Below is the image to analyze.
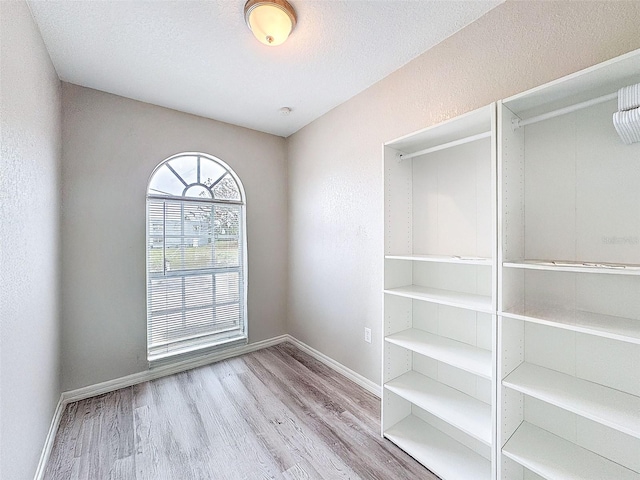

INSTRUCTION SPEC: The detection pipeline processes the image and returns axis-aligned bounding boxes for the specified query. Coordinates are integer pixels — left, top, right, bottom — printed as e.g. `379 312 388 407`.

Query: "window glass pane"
163 246 179 272
184 275 213 309
214 204 240 236
164 203 183 237
164 245 214 272
183 243 214 270
147 201 165 273
148 242 164 273
148 311 182 346
215 303 240 327
183 203 214 270
168 155 198 185
200 159 226 188
184 184 212 199
184 307 215 335
215 238 240 267
149 277 182 313
159 203 221 272
149 156 241 202
213 174 241 201
215 272 240 303
148 164 185 196
214 204 240 267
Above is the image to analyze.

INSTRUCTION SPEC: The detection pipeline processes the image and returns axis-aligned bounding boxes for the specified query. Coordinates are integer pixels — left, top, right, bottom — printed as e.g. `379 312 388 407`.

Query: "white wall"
60 84 288 391
286 1 640 385
0 2 62 479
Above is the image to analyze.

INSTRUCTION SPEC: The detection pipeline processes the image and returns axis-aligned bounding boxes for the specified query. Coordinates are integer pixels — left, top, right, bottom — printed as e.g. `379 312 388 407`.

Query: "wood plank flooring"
44 343 438 479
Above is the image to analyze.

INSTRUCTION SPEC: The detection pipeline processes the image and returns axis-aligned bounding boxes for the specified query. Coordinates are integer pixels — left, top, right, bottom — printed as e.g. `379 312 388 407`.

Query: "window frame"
145 152 248 365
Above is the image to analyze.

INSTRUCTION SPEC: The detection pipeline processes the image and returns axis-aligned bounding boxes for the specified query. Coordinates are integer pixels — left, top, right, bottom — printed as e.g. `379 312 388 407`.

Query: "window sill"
148 333 248 368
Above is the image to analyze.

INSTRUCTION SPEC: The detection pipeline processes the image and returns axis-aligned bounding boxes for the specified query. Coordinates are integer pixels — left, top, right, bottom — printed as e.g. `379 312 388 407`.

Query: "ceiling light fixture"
244 0 296 47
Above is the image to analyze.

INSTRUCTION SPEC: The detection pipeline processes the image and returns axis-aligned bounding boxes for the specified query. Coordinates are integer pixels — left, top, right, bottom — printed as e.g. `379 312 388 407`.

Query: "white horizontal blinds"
147 199 244 359
146 153 246 362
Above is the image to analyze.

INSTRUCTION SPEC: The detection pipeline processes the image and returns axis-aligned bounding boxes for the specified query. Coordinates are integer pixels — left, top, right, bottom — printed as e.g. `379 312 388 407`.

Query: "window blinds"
147 198 246 362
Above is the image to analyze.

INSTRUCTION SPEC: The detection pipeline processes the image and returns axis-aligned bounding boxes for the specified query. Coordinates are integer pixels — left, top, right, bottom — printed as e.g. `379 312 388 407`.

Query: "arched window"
146 152 247 363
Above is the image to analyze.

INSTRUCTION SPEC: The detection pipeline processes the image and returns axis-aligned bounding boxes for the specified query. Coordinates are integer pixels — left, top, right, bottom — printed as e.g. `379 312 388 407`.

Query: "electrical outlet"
364 327 372 343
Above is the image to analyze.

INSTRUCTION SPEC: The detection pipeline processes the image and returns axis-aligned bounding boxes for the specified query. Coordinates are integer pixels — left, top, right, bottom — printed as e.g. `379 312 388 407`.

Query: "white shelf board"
503 363 640 439
502 422 640 480
384 285 493 313
385 415 491 480
504 259 640 276
385 104 493 155
502 48 640 117
385 329 492 379
386 254 492 266
501 304 640 345
385 371 491 445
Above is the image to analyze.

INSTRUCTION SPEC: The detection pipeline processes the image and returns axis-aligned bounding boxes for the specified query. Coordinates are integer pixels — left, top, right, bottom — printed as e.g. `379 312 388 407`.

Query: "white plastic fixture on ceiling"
28 0 503 137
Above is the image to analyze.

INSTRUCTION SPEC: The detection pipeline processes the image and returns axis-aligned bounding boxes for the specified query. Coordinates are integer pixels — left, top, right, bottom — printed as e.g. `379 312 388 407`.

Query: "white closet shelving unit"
382 105 498 480
498 49 640 480
383 49 640 480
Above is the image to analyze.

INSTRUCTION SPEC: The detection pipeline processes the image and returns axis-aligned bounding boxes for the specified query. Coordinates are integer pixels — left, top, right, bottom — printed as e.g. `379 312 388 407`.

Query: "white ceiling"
28 0 501 137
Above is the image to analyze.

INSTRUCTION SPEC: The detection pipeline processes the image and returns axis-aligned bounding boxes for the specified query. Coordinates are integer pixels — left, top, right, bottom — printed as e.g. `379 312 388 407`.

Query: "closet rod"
399 131 491 161
513 92 618 129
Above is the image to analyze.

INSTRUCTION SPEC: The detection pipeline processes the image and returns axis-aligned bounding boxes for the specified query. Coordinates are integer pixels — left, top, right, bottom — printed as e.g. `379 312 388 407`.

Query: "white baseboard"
62 334 290 404
35 333 381 479
284 335 382 398
33 394 65 480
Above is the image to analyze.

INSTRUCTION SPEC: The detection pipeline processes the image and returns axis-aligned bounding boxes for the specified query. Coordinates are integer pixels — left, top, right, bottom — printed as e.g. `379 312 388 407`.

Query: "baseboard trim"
35 333 381 479
284 335 382 398
62 334 290 404
33 394 65 480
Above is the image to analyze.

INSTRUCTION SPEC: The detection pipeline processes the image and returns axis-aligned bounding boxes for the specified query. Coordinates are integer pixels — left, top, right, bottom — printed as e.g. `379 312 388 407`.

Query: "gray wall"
286 1 640 385
61 84 288 391
3 2 640 476
0 2 62 479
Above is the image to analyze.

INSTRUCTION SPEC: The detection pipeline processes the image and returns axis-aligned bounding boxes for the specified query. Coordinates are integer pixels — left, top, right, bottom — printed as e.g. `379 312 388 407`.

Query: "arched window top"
146 151 247 363
148 153 243 203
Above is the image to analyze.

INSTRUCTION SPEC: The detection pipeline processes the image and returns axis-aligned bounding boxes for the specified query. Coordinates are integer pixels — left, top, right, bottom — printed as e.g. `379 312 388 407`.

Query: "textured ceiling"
28 0 501 137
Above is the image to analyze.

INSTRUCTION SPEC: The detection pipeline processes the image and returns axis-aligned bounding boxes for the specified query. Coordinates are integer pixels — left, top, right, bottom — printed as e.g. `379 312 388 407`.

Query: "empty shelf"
385 254 492 265
385 329 492 379
501 304 640 345
503 422 640 480
384 285 493 313
385 415 491 480
385 371 491 445
503 363 640 439
503 259 640 276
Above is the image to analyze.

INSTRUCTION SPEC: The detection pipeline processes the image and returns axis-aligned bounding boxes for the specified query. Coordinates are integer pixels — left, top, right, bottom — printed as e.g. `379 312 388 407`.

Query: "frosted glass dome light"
244 0 296 47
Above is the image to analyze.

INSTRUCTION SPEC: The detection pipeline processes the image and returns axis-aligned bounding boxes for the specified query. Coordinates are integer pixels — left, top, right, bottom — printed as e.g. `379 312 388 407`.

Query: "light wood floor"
44 343 437 479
